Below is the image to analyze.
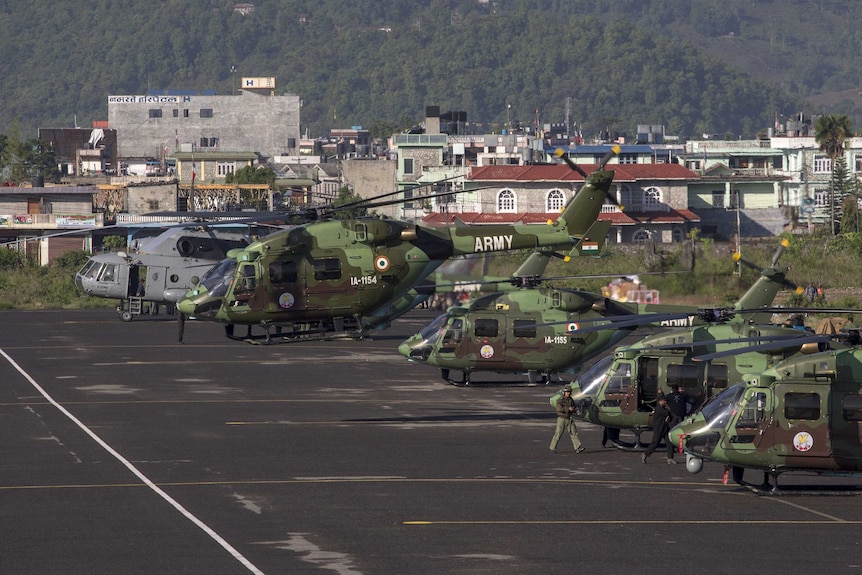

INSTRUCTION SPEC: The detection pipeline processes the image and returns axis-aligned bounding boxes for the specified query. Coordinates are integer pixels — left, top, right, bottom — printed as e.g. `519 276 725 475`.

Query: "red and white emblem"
278 292 295 309
480 344 494 359
793 431 813 452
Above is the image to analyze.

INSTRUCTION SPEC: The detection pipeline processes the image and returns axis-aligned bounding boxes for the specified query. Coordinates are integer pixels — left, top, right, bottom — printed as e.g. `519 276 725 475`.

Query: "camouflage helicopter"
553 240 810 448
75 225 250 321
670 329 862 493
175 148 621 343
396 241 706 385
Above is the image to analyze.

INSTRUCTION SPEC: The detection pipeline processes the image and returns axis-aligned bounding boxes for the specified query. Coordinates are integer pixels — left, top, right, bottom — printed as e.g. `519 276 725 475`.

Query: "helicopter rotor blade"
733 238 803 295
554 144 622 209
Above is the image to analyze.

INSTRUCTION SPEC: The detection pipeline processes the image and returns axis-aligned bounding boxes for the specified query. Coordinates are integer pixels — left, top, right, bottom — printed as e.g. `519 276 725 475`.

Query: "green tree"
331 186 368 219
814 114 853 234
225 165 275 186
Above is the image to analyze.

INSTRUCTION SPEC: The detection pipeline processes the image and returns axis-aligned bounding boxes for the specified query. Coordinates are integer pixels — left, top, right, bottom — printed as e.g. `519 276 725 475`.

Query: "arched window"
632 229 651 243
497 189 516 213
643 186 662 210
672 228 684 243
546 189 565 212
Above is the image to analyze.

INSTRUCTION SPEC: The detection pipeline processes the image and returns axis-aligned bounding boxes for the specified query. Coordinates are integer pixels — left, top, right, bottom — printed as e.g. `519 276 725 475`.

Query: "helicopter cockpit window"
200 258 237 298
701 384 745 428
606 362 632 394
575 355 613 396
78 260 101 279
313 258 341 281
842 395 862 421
474 318 498 338
269 261 298 284
512 319 537 339
784 392 820 420
99 263 117 282
354 223 367 242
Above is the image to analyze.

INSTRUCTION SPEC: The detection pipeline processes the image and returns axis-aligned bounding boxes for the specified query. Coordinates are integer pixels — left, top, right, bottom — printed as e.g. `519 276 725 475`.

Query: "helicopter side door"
830 386 862 471
771 382 832 466
600 359 637 418
465 313 506 365
719 387 773 467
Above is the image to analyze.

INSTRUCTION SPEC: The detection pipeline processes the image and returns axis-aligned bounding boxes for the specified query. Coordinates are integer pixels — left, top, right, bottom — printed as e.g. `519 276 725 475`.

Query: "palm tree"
814 114 853 234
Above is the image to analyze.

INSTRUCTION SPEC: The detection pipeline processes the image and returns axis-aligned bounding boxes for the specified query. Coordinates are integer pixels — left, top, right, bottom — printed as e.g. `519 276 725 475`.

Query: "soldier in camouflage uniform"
550 386 585 453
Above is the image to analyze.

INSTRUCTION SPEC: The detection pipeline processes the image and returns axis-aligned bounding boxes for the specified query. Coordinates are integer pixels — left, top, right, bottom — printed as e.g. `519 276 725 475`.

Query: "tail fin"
557 169 615 239
568 220 612 257
733 239 802 323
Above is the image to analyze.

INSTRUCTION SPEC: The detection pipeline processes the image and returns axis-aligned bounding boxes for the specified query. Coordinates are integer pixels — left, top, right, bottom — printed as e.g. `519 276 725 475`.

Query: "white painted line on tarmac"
0 347 266 575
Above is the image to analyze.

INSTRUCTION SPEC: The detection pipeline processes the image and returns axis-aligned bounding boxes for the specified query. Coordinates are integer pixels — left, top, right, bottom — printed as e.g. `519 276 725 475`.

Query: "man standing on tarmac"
550 386 585 454
666 383 690 427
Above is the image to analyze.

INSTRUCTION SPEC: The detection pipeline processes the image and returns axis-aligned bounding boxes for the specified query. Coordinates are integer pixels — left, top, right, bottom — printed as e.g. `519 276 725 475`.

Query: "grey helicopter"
75 225 251 321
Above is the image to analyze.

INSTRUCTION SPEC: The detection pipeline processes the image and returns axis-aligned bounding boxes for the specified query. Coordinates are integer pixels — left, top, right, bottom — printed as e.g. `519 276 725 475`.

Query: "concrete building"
107 87 301 162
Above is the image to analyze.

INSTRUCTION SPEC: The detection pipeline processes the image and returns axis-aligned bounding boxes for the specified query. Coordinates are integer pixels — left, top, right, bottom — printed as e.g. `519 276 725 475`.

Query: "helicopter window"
705 364 729 393
237 265 256 291
783 392 820 421
99 264 117 282
700 384 746 429
736 392 768 429
313 258 341 281
666 364 700 390
79 260 101 279
576 355 613 396
441 318 463 351
512 319 537 339
606 362 632 394
474 318 499 338
354 223 367 242
269 261 298 284
842 395 862 421
200 258 237 297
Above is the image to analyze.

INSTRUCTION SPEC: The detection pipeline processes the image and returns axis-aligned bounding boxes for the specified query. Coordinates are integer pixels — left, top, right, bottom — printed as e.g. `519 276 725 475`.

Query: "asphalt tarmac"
2 308 861 575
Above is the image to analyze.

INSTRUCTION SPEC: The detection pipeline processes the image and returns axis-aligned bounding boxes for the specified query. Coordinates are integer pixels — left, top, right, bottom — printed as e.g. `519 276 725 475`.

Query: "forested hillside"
1 0 860 140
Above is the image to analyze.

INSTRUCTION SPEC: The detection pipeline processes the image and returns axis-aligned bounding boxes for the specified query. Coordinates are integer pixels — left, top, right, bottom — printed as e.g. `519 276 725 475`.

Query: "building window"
173 109 179 118
643 186 662 210
814 155 831 173
183 109 189 118
814 187 830 207
620 185 641 211
148 109 162 118
632 229 651 243
200 108 213 118
217 162 234 176
672 228 683 242
497 189 516 213
147 200 159 211
711 191 725 208
403 158 414 175
856 154 862 173
546 189 565 212
618 153 638 164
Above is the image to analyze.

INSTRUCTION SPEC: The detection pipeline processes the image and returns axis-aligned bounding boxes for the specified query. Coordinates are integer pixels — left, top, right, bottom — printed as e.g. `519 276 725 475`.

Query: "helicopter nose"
176 298 197 316
397 342 410 357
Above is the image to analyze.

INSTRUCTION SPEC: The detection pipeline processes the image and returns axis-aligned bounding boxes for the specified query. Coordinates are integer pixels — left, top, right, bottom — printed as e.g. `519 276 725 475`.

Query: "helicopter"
553 239 811 447
75 225 251 321
175 149 621 344
670 330 862 493
396 240 707 385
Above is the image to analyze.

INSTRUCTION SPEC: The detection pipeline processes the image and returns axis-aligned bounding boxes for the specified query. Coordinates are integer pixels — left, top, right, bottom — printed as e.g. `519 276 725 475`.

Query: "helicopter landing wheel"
120 310 133 322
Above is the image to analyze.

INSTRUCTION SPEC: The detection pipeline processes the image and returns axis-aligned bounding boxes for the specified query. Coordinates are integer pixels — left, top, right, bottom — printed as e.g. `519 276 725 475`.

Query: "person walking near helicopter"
549 386 585 454
641 396 676 464
666 383 690 427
